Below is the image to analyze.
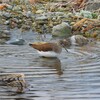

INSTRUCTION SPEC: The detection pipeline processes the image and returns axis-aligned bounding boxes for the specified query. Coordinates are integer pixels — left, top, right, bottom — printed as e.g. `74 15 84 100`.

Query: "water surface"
0 32 100 100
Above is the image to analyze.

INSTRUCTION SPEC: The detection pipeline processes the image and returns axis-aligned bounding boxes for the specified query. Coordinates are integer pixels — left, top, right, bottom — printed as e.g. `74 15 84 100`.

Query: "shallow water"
0 31 100 100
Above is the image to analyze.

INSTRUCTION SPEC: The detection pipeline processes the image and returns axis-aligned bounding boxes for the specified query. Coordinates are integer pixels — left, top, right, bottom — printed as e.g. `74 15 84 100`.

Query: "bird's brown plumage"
29 42 62 53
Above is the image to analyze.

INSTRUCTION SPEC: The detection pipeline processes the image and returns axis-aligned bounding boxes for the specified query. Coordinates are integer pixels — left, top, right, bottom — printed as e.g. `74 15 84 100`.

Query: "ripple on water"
0 41 100 100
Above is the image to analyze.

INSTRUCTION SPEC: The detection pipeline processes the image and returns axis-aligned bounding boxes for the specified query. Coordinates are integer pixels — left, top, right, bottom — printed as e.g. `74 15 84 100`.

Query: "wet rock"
52 22 72 37
2 29 10 34
6 38 25 45
0 30 10 39
0 29 10 44
0 39 7 44
0 73 27 93
21 24 31 32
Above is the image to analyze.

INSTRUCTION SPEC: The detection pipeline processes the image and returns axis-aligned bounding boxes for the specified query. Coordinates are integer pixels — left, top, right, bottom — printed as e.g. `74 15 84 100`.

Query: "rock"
6 4 13 10
12 5 22 11
23 11 32 17
35 16 48 21
35 16 48 25
52 22 72 37
33 15 49 33
4 20 10 25
86 0 100 10
80 10 93 19
98 15 100 20
3 12 11 18
0 29 10 44
0 73 27 93
36 10 44 14
0 32 10 38
2 29 10 34
6 38 25 45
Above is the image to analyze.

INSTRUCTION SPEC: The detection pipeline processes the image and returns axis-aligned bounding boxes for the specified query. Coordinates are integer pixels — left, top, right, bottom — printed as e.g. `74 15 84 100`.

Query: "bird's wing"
30 42 58 51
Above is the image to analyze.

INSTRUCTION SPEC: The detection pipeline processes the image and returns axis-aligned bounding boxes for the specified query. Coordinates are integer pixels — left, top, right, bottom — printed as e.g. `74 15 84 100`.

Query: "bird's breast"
37 51 59 57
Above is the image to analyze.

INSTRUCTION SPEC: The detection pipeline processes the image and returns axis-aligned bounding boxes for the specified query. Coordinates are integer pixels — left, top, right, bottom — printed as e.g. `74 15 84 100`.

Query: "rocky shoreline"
0 0 100 44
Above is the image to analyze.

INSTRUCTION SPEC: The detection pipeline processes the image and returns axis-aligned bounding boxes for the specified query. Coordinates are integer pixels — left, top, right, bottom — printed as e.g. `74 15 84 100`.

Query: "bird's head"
58 39 71 52
29 43 33 47
58 39 71 47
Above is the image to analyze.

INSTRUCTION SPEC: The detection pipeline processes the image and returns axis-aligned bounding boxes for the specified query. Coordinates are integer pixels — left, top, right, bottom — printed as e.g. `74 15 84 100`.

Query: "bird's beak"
63 46 68 52
59 39 69 52
60 44 68 52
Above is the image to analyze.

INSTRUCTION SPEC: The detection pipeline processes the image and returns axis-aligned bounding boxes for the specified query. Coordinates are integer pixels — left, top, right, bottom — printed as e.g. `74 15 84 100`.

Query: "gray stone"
35 16 48 21
52 22 72 37
86 1 100 10
0 30 10 39
0 29 10 44
3 12 11 18
6 38 25 45
80 10 93 18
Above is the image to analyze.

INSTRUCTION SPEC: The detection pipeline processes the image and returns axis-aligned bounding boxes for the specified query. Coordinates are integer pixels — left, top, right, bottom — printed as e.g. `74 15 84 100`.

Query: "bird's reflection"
35 57 63 76
14 98 30 100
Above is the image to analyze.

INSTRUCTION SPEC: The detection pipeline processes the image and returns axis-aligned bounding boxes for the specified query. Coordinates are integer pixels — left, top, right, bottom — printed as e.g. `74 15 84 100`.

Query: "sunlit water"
0 30 100 100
